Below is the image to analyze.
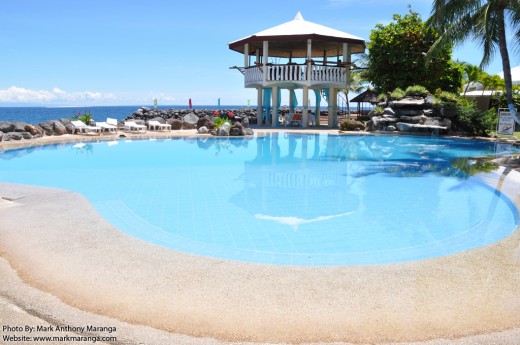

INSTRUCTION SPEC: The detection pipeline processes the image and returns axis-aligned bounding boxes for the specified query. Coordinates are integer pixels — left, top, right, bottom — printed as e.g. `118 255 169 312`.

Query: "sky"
0 0 518 107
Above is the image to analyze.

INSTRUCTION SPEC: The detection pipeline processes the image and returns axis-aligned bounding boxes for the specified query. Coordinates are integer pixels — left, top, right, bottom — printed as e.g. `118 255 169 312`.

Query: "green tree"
460 62 483 95
427 0 520 124
366 8 462 93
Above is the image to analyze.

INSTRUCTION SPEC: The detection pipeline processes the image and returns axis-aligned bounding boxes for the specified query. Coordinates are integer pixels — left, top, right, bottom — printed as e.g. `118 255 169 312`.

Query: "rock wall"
366 95 453 134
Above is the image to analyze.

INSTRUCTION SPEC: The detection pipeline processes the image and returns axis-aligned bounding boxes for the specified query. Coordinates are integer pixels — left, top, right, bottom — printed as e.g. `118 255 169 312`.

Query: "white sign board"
497 111 515 135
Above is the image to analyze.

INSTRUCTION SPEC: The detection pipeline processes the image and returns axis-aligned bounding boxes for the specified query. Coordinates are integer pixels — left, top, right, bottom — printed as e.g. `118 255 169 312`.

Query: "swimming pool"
0 134 518 265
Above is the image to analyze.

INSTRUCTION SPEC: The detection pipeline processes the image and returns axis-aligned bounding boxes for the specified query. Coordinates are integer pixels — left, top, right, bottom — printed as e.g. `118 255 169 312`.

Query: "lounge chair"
96 120 118 134
107 118 123 130
147 120 171 131
124 121 147 133
289 114 302 127
71 120 101 135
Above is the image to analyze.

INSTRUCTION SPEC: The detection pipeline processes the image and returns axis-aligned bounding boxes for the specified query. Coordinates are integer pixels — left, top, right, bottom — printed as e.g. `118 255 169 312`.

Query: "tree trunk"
496 7 519 123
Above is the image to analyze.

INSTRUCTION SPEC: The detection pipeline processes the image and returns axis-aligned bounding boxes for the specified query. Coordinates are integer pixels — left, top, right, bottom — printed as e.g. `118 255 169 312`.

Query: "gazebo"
229 12 365 128
350 89 378 115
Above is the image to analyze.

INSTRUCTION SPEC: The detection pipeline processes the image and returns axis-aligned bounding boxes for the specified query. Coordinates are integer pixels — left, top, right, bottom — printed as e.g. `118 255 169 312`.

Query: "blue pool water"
0 134 518 265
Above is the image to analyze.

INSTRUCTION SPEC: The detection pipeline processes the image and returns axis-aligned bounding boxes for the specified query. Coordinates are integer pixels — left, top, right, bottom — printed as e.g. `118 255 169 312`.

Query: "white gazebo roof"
229 12 365 58
497 65 520 84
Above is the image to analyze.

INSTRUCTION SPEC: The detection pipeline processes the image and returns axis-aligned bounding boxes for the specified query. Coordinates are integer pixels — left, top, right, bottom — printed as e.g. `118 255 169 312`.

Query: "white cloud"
0 86 115 104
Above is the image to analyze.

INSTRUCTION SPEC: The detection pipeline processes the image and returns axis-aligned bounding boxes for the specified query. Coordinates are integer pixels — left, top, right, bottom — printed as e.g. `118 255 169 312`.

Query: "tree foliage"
427 0 520 122
366 8 462 93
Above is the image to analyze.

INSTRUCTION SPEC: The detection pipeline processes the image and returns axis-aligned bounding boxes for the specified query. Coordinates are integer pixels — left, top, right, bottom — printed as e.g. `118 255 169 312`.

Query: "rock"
241 116 250 128
244 128 254 135
397 109 422 116
366 117 380 131
399 115 424 124
60 118 71 126
216 122 231 136
424 95 435 107
150 116 166 123
21 131 32 139
24 124 41 136
12 122 28 132
39 122 54 135
182 113 198 129
423 109 434 117
0 122 15 133
5 132 23 140
383 107 395 116
32 134 42 139
440 106 457 118
229 122 245 136
198 126 209 134
168 118 182 130
391 97 425 108
396 122 414 132
49 120 67 135
65 124 75 134
386 125 396 131
340 119 366 131
197 116 215 130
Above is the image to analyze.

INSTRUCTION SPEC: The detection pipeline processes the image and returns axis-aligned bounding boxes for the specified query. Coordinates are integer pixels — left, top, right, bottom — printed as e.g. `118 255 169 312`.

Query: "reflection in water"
255 211 355 231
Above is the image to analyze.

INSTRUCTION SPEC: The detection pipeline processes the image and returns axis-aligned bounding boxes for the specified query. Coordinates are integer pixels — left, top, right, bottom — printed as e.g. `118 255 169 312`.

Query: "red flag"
189 98 192 109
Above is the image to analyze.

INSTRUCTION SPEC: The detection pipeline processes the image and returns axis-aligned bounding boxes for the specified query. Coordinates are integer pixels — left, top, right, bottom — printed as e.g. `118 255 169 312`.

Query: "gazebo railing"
244 64 347 85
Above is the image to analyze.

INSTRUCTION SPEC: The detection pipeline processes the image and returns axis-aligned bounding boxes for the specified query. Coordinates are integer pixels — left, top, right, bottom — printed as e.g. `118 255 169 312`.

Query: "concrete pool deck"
1 130 520 345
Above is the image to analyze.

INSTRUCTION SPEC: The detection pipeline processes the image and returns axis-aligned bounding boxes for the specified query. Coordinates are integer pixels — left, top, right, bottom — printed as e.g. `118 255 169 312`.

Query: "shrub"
378 93 387 102
436 91 459 103
451 101 496 137
214 116 231 129
339 119 366 131
405 85 429 97
373 106 385 115
389 88 405 100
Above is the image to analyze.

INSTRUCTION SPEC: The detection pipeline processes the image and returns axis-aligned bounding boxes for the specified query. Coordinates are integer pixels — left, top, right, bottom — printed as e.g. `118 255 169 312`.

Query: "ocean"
0 105 246 124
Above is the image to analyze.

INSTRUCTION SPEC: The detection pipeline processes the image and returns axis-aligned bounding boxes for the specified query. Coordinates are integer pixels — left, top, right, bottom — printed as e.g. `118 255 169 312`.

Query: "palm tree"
427 0 520 123
461 62 483 96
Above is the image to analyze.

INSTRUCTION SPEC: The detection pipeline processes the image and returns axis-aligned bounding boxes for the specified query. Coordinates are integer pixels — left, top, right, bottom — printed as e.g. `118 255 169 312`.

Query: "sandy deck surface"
0 130 520 345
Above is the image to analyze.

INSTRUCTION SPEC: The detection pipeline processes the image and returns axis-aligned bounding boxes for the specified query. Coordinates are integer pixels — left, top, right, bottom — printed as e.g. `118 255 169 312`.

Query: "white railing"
244 64 347 85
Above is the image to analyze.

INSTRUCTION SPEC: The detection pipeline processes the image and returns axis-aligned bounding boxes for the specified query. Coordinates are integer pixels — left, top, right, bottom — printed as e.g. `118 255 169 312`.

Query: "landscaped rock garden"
365 86 455 135
0 119 76 142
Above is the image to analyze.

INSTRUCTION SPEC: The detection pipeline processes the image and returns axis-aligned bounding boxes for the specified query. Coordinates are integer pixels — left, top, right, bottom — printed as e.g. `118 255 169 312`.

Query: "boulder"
216 122 231 136
50 120 67 135
0 122 15 133
182 113 199 129
396 122 414 132
150 116 166 124
424 95 435 107
391 97 425 108
5 132 23 140
244 128 254 136
65 124 75 134
32 134 42 139
386 125 397 131
197 116 215 130
229 122 245 136
13 122 28 132
60 118 71 126
399 115 424 124
168 118 183 130
39 122 54 135
198 126 209 134
21 131 32 139
383 107 395 116
241 116 250 128
25 124 42 136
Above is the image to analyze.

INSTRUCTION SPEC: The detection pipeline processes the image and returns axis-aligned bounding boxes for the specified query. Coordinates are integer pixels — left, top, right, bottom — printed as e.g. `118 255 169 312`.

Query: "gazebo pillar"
328 87 336 128
302 86 309 128
257 88 262 125
271 86 279 127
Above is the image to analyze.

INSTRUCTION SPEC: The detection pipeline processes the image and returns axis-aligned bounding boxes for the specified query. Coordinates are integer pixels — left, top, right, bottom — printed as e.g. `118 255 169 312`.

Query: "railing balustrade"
244 64 346 85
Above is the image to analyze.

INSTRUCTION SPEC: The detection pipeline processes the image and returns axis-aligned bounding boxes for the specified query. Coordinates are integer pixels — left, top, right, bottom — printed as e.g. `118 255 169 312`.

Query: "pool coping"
1 130 520 344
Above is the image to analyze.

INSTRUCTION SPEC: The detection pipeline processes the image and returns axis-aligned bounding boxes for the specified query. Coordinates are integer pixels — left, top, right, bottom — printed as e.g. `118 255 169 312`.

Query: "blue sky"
0 0 518 107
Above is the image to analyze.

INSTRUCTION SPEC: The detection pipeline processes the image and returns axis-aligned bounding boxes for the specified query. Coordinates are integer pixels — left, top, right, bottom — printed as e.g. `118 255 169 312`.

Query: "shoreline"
0 130 520 344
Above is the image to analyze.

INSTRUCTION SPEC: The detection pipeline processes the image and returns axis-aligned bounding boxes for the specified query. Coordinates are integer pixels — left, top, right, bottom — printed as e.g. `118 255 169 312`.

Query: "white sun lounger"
71 120 101 135
147 120 171 131
124 121 147 133
96 121 118 134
